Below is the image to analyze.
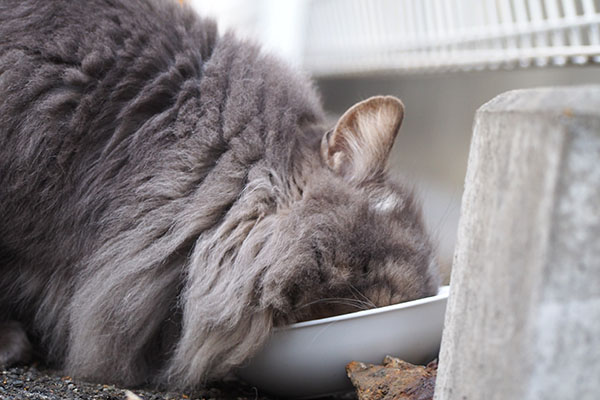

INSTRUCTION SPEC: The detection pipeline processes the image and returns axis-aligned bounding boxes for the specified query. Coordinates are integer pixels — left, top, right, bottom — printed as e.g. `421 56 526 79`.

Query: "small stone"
125 390 144 400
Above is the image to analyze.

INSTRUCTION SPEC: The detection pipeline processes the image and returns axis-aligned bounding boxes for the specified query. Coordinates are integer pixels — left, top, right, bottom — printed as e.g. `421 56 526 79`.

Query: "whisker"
294 297 373 312
347 283 377 309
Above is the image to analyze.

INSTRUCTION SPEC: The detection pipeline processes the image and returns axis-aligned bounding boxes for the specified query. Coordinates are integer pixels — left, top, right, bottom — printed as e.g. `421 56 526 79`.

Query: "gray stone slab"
434 86 600 400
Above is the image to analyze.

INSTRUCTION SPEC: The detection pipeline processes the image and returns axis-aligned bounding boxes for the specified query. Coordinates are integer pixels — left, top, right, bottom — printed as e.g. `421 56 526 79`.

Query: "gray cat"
0 0 440 389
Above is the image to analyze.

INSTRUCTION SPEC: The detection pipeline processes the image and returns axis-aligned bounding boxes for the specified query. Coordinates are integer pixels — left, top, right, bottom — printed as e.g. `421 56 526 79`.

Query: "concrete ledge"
434 86 600 400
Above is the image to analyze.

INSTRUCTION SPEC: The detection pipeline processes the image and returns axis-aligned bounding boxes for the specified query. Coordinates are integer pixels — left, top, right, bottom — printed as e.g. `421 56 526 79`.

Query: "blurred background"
188 0 600 281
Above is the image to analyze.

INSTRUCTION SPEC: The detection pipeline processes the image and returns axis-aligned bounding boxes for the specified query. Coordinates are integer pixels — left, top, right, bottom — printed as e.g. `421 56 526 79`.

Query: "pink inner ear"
323 96 404 181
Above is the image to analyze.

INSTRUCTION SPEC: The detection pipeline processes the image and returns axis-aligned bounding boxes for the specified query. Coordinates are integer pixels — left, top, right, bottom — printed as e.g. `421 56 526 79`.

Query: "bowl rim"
278 285 450 331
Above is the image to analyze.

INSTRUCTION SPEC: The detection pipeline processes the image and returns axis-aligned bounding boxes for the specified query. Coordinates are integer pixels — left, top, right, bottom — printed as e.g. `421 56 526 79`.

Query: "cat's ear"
321 96 404 182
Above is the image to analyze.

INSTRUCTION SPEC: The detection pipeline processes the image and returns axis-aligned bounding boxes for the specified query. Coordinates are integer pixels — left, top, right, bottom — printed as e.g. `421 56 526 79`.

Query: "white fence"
302 0 600 76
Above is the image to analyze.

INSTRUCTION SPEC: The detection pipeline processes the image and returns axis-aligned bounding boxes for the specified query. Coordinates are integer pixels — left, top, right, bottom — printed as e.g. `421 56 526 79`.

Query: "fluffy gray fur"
0 0 440 389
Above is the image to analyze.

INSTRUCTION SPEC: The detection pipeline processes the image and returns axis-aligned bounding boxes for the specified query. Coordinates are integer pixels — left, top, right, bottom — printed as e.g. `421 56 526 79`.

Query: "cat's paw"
0 321 32 367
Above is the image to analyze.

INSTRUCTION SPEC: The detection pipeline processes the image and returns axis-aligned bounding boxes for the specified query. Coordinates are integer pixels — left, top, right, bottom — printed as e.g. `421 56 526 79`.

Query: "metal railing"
302 0 600 76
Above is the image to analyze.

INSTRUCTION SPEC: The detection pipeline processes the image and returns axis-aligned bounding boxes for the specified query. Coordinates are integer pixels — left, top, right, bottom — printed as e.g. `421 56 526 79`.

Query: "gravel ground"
0 365 282 400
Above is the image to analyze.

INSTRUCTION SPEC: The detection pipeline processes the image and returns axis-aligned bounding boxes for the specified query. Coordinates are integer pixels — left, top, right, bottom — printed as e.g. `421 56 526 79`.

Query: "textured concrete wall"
434 86 600 400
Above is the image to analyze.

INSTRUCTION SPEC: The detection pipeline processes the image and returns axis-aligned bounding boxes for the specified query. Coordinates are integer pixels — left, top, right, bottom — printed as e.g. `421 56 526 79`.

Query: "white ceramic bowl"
236 285 449 398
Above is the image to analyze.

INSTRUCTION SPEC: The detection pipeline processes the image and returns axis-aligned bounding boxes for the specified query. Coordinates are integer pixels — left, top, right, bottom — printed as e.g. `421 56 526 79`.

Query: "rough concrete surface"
0 364 364 400
0 365 273 400
434 86 600 400
3 358 438 400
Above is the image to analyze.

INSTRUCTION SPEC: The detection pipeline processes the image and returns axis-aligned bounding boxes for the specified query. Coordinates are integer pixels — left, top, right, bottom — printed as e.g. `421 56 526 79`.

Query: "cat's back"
0 0 218 153
0 0 218 266
0 0 323 292
0 0 322 196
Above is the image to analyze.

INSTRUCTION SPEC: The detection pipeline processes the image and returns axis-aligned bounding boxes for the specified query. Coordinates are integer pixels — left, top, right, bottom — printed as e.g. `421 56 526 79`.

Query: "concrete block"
434 86 600 400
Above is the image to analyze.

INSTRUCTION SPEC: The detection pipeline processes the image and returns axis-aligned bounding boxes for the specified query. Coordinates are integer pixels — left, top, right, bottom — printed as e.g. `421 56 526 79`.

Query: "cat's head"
263 96 441 324
169 97 440 385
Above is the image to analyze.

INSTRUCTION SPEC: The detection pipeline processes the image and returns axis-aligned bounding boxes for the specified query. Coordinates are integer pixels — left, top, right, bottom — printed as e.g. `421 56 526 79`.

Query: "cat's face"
268 96 440 324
